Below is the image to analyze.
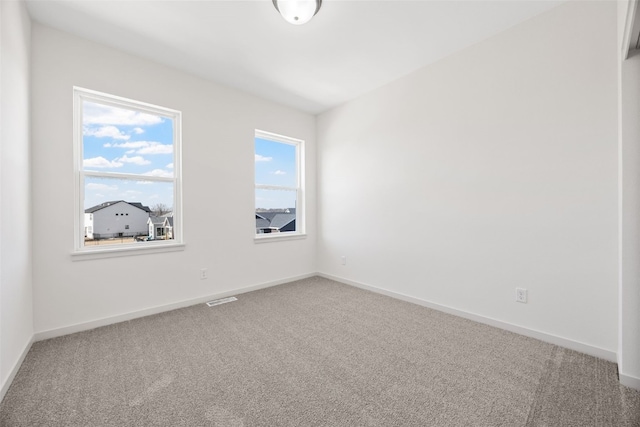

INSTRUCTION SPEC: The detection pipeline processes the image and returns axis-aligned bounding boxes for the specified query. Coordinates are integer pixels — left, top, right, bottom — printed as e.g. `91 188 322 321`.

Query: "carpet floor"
1 276 639 426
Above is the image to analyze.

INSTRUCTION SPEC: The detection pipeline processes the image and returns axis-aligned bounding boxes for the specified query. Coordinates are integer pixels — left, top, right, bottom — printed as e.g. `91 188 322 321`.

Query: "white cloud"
109 141 151 149
255 154 272 162
108 141 172 155
83 102 163 126
86 183 117 191
136 181 153 185
118 155 151 165
84 125 130 140
137 144 172 155
273 170 286 175
143 169 173 178
132 127 145 134
83 156 123 169
166 163 174 169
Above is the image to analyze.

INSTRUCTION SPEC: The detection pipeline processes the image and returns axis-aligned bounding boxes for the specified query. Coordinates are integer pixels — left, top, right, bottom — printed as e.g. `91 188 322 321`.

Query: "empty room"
1 0 640 425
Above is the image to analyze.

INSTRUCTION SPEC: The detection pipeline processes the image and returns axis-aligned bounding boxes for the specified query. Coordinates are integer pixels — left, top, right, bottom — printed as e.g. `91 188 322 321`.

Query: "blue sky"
83 107 298 212
82 101 174 210
255 137 297 210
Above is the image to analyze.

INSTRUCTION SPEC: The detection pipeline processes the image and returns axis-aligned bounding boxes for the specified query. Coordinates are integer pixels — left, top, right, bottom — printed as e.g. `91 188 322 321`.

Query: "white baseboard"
319 272 617 363
34 272 316 341
620 372 640 391
1 336 34 402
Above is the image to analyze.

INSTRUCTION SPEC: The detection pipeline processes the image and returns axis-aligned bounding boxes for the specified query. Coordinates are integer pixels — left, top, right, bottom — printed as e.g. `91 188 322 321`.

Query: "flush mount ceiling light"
272 0 322 25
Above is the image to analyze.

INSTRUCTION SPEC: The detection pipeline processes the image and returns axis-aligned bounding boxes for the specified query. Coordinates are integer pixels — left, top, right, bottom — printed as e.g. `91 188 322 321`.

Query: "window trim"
72 87 184 258
254 129 305 241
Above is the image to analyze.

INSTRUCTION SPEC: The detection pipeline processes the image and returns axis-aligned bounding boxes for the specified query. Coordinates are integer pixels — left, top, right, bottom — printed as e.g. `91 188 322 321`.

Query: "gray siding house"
84 201 151 239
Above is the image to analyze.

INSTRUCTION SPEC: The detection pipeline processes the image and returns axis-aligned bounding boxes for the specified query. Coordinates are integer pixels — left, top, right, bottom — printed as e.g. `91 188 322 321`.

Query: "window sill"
254 233 307 243
71 242 185 261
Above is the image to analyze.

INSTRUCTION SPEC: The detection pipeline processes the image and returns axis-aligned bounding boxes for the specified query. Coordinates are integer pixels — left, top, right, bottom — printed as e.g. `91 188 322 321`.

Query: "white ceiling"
26 0 564 114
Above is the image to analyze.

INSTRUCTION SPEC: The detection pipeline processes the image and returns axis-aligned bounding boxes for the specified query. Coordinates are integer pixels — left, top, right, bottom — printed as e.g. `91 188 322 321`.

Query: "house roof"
129 202 152 213
269 213 296 229
256 217 270 229
148 216 174 227
255 209 296 221
148 216 165 226
85 200 152 214
85 200 120 213
256 212 279 221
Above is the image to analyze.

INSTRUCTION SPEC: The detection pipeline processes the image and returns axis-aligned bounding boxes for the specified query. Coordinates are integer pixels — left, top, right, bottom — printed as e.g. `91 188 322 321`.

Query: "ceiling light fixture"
272 0 322 25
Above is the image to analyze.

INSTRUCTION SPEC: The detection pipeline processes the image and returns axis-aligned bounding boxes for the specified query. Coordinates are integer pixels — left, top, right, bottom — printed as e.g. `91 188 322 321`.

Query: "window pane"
255 137 296 187
84 176 173 211
255 189 297 233
75 88 182 252
84 176 174 244
83 101 174 177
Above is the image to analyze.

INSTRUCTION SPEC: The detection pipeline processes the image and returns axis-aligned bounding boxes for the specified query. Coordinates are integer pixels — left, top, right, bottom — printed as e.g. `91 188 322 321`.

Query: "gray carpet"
1 276 639 426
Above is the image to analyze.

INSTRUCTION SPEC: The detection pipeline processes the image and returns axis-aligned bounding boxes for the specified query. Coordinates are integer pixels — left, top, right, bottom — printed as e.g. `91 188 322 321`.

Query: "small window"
254 130 304 239
74 87 182 254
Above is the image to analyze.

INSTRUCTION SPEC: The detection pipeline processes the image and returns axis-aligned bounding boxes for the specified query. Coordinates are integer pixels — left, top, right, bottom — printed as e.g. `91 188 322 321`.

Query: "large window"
73 87 182 254
255 130 304 239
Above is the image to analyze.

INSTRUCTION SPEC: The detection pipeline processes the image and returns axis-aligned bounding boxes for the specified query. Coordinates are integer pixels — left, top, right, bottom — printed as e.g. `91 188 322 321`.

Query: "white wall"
0 0 33 397
318 1 618 355
620 51 640 388
30 24 316 335
619 1 640 388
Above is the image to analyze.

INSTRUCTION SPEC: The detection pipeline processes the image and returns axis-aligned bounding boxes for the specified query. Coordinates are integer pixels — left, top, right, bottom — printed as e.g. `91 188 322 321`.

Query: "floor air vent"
206 297 237 307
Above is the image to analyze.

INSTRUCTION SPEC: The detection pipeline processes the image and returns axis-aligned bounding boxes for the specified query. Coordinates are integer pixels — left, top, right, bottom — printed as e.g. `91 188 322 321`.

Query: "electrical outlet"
341 256 347 266
200 268 208 280
516 288 527 303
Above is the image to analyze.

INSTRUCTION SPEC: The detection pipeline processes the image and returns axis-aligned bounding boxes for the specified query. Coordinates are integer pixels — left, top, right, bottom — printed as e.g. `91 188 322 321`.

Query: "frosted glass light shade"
272 0 322 25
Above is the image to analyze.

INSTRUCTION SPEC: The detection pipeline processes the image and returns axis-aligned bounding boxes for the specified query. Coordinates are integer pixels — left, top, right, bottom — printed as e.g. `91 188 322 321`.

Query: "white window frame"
72 87 184 259
254 129 305 242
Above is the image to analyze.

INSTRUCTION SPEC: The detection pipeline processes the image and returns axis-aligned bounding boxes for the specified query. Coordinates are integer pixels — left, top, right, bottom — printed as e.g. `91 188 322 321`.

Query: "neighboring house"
269 213 296 232
148 215 174 240
84 201 151 239
256 214 270 230
255 209 296 233
165 216 174 239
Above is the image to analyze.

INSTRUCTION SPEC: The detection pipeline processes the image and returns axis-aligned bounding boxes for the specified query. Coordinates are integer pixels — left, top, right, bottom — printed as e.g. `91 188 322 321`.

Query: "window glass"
74 88 181 252
254 131 303 237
